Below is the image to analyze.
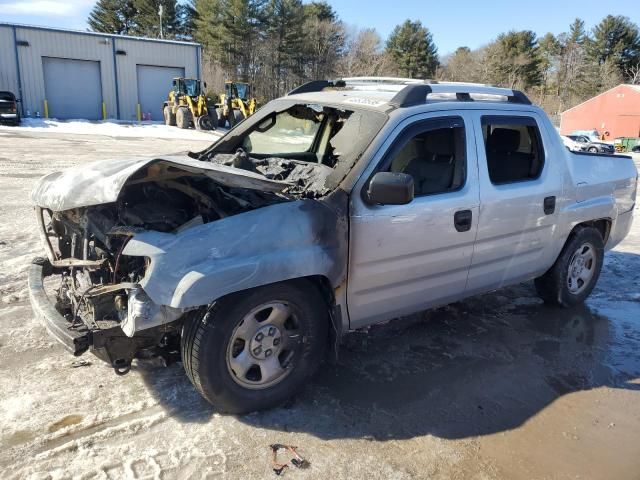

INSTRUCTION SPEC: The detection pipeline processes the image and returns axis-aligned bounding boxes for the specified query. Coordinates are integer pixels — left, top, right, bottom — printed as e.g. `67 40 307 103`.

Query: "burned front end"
28 157 291 373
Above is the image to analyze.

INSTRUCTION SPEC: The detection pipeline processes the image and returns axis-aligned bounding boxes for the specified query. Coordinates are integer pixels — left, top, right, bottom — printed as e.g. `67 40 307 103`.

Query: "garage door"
43 57 102 120
136 65 185 121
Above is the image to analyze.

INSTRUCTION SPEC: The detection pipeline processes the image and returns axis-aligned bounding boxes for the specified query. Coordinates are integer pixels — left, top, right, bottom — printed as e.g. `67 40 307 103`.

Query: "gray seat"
403 129 456 195
486 128 533 183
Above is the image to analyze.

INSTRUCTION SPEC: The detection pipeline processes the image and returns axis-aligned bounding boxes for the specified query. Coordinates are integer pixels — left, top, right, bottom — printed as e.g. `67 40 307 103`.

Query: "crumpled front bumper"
28 257 182 373
28 257 90 356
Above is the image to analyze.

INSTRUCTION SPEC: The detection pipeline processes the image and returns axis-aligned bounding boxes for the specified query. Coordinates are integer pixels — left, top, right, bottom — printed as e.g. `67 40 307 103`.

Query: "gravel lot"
1 128 639 479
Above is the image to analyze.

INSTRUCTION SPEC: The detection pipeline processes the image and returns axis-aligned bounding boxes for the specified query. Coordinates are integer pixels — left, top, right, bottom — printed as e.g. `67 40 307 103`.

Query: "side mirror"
204 82 208 89
366 172 414 205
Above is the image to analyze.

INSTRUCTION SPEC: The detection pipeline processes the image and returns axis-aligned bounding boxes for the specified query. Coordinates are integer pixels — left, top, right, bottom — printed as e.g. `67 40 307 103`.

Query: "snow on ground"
0 118 226 141
0 132 639 479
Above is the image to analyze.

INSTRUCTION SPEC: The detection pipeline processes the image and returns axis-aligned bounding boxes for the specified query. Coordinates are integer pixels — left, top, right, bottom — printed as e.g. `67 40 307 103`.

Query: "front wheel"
176 107 192 129
163 106 176 126
181 281 328 413
534 226 604 307
588 146 598 153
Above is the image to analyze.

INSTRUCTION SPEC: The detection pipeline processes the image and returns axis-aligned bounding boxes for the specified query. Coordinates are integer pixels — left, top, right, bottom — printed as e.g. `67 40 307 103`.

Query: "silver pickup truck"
28 78 637 413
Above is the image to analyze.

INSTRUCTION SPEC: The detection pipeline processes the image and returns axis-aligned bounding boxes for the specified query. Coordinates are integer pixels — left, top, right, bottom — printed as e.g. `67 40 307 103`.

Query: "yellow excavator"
163 77 217 130
215 81 258 128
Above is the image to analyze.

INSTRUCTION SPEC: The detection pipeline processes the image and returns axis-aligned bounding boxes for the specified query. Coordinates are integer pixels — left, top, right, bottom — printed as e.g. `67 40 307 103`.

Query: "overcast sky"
1 0 638 55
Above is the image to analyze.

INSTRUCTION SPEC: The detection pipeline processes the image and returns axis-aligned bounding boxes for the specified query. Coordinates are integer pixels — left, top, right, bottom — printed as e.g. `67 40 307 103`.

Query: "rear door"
347 112 480 328
465 111 563 295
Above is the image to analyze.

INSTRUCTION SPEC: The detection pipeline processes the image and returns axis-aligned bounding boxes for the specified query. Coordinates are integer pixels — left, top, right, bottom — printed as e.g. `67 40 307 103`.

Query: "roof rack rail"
287 79 345 95
286 78 533 107
388 83 532 108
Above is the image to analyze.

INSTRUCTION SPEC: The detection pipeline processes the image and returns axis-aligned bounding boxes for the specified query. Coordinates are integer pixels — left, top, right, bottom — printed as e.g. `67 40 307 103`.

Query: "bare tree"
625 64 640 84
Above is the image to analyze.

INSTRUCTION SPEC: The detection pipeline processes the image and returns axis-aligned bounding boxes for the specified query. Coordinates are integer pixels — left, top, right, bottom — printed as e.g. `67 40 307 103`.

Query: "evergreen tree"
588 15 640 78
485 30 542 89
303 1 335 22
385 20 438 78
131 0 181 38
303 1 344 80
265 0 305 95
568 18 587 45
193 0 225 56
88 0 137 35
221 0 265 80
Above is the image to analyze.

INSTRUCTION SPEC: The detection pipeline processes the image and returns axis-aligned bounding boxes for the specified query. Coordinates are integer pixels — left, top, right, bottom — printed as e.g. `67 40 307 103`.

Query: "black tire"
195 115 213 131
232 109 244 126
176 107 192 129
163 105 176 126
208 108 219 130
215 108 225 128
534 226 604 307
181 280 328 413
588 146 598 153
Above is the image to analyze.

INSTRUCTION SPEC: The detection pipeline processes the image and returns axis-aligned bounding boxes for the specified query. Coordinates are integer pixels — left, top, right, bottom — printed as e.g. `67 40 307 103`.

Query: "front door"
347 113 480 328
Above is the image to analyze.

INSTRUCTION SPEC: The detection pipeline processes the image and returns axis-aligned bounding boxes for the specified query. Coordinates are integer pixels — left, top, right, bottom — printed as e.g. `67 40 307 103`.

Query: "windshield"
183 79 200 97
198 101 387 195
238 103 386 168
234 83 249 100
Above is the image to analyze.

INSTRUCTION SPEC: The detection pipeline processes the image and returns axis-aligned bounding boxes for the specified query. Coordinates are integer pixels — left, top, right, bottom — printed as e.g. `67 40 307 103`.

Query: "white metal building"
0 23 201 121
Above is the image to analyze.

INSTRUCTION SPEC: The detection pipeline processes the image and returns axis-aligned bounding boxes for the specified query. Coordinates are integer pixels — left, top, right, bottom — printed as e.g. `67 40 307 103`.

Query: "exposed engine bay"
38 158 308 371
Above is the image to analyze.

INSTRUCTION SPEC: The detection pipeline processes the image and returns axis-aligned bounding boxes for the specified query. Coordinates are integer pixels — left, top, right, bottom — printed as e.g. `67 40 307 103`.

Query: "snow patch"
0 118 226 141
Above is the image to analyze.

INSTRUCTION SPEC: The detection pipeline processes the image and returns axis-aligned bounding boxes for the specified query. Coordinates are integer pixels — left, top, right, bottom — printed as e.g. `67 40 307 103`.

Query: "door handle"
543 196 556 215
454 209 472 232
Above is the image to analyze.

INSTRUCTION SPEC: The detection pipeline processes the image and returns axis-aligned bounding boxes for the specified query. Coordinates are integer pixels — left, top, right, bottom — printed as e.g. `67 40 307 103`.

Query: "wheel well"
574 218 611 243
302 275 342 363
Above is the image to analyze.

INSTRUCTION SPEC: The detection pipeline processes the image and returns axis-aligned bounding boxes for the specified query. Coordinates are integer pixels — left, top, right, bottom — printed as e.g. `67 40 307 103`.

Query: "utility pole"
158 4 164 39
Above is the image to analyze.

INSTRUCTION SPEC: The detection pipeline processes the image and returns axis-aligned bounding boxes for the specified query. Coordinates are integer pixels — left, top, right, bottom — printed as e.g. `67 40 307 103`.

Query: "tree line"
88 0 640 116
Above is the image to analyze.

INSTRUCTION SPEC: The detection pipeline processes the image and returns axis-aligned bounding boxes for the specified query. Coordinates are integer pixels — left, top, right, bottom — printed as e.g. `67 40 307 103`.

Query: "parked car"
561 135 582 151
29 79 637 413
0 91 20 126
567 135 615 154
570 129 601 142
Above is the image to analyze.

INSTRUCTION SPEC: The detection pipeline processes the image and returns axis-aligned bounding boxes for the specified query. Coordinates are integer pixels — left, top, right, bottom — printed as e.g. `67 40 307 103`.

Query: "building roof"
561 84 640 115
0 21 200 47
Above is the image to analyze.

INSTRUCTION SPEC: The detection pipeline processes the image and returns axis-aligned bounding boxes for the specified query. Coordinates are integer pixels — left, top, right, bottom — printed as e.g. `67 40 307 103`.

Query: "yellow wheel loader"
215 81 258 128
163 78 218 130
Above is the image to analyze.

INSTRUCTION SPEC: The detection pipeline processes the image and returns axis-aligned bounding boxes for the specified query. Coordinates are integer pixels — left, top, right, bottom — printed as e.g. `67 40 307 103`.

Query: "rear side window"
481 116 545 184
384 118 466 197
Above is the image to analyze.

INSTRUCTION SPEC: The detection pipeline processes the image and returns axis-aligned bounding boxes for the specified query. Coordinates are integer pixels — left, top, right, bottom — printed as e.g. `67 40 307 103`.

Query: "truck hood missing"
30 154 291 211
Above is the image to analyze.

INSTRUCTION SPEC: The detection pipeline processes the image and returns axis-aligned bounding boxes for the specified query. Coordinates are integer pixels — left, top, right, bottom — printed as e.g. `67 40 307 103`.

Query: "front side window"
481 116 545 184
386 119 466 196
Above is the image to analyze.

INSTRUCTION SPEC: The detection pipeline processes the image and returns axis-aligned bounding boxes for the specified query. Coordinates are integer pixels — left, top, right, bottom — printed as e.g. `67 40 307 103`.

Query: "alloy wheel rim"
226 301 302 390
567 242 596 295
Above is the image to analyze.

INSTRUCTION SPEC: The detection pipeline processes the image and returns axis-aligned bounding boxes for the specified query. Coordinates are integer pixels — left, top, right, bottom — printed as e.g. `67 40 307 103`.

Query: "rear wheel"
181 281 328 413
163 105 176 126
176 107 192 129
534 226 604 307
